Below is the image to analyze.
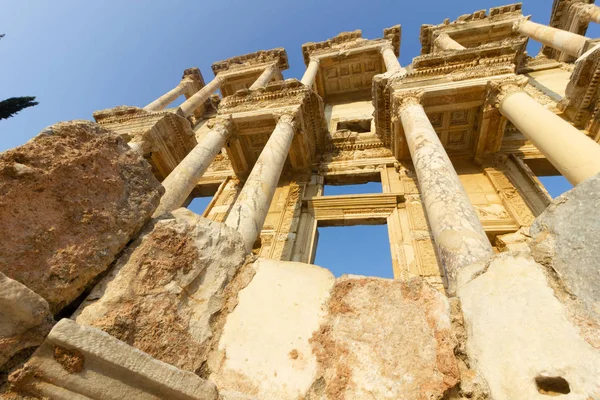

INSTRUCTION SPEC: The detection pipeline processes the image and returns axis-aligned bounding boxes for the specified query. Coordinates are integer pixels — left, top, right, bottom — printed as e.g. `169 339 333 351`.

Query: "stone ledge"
9 319 218 400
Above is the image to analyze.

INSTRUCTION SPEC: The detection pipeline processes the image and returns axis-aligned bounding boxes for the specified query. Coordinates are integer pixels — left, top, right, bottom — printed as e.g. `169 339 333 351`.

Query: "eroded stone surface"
8 319 218 400
0 272 53 370
530 172 600 321
75 208 247 373
458 253 600 400
209 259 335 399
0 121 163 313
308 276 459 400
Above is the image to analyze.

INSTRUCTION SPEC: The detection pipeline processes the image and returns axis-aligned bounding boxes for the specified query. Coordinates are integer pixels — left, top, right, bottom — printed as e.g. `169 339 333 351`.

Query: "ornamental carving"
392 90 424 114
484 76 529 110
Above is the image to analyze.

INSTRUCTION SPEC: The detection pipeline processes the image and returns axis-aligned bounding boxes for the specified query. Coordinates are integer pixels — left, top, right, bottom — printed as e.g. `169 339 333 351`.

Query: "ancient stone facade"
2 1 600 399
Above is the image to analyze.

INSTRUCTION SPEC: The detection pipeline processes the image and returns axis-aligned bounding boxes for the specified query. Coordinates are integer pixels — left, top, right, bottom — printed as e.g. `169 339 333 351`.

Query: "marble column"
301 58 320 87
152 118 232 217
494 80 600 185
249 63 279 90
380 44 402 73
144 80 193 112
434 32 466 51
514 19 589 58
395 91 493 291
576 3 600 25
225 113 297 251
179 76 222 117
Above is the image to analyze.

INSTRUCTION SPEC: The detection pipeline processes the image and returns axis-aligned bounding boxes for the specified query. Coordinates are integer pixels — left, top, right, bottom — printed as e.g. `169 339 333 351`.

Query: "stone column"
434 32 466 51
301 58 320 87
225 113 297 251
380 44 402 73
179 76 222 117
395 91 493 291
249 63 279 90
492 79 600 185
144 80 193 112
152 118 232 217
576 3 600 25
514 19 590 58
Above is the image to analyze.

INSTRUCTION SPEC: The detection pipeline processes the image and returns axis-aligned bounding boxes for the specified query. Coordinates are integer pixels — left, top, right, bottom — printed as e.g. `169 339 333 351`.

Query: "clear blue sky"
1 1 593 277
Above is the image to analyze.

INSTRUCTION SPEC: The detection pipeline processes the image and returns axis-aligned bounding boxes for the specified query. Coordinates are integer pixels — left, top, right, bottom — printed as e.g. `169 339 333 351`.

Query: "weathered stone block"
530 172 600 321
75 208 247 373
458 253 600 400
308 276 459 400
8 319 218 400
0 272 53 370
209 259 335 399
0 121 163 313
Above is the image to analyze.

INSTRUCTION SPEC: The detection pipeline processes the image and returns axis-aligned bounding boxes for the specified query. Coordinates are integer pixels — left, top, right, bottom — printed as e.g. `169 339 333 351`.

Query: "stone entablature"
544 0 595 61
93 106 197 181
216 79 327 176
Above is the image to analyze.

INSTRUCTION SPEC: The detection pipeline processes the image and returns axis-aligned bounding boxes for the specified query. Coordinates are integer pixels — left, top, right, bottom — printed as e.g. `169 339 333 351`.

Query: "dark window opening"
336 118 372 133
535 376 570 395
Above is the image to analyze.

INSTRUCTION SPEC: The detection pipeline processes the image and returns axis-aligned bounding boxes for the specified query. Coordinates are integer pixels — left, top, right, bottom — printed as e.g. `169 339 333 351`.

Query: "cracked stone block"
8 319 218 400
0 121 163 314
75 208 247 374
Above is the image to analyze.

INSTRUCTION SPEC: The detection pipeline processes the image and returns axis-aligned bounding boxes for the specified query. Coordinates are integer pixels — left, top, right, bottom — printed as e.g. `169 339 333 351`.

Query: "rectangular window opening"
186 196 213 216
336 118 372 133
314 224 393 278
324 181 382 196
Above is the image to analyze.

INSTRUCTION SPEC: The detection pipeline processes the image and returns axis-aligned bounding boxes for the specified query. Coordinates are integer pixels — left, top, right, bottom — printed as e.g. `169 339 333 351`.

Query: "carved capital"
380 42 395 53
485 76 528 109
208 114 233 134
574 3 600 23
309 57 321 65
393 90 425 113
273 109 301 130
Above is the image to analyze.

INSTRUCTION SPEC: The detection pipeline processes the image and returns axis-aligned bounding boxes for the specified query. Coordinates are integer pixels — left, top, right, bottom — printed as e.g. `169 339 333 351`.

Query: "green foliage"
0 97 39 120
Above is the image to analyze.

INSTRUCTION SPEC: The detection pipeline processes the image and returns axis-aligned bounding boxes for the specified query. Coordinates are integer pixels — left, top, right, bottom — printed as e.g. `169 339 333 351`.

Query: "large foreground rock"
458 253 600 400
0 121 163 313
75 209 247 373
8 319 218 400
530 172 600 321
307 276 459 400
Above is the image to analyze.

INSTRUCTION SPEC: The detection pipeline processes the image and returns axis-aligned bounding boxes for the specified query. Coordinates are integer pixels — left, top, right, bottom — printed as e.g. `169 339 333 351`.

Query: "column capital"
309 57 321 65
207 114 233 132
273 110 300 130
393 90 424 113
380 42 395 53
485 76 529 109
573 3 599 22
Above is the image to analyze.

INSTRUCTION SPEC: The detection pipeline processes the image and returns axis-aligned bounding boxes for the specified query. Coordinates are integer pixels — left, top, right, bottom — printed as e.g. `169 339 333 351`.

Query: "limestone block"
0 272 53 369
495 227 530 253
0 121 163 313
8 319 218 400
307 276 459 400
458 253 600 399
530 172 600 321
209 259 335 399
75 209 247 373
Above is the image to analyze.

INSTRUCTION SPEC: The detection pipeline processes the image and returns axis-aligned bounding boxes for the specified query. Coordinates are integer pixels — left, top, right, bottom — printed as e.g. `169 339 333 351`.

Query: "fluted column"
491 78 600 185
144 80 193 112
225 113 297 251
179 76 222 117
152 118 232 217
576 3 600 24
514 19 590 58
434 32 466 51
395 91 493 291
301 58 320 87
249 63 279 90
380 44 402 73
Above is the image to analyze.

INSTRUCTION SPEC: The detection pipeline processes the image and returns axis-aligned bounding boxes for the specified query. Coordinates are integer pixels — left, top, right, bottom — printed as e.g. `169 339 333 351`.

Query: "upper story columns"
394 91 493 291
249 63 279 90
380 44 402 73
301 58 320 87
144 79 194 112
225 112 299 252
514 19 590 58
433 32 466 51
575 3 600 24
179 76 223 118
490 78 600 185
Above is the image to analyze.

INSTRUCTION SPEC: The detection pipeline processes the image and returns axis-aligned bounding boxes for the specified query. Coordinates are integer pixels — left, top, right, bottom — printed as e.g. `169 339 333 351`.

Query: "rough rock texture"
530 172 600 321
458 253 600 400
75 208 247 373
209 259 335 400
0 272 53 371
8 319 218 400
0 121 163 313
307 276 459 400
